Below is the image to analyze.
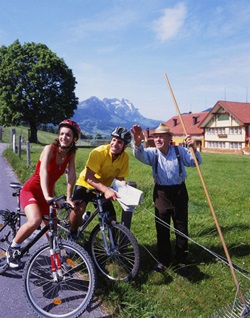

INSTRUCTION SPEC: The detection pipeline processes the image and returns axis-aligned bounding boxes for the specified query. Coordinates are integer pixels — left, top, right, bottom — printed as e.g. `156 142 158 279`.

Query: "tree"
0 40 78 142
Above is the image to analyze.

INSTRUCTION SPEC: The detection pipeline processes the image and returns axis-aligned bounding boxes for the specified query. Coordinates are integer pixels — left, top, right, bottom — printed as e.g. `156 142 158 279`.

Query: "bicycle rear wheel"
23 240 96 318
0 245 8 274
89 221 140 281
0 211 13 274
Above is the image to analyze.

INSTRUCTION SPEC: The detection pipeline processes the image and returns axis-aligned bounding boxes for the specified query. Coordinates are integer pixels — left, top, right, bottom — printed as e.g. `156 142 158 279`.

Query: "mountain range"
71 96 162 137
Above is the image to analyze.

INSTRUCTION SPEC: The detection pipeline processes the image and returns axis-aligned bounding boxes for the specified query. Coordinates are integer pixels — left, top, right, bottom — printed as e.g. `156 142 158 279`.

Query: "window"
230 127 242 135
230 142 242 149
218 113 229 121
207 141 226 149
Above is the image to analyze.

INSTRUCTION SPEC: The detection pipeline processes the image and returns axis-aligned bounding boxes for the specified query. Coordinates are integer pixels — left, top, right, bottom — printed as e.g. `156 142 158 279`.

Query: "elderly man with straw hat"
131 123 202 274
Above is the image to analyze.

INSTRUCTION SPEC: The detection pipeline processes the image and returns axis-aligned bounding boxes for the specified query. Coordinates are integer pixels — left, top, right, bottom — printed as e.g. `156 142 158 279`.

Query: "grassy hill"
1 125 57 145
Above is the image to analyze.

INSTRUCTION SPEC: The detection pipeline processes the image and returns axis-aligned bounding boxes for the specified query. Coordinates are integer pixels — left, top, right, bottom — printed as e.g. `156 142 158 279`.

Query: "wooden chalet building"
144 111 208 151
143 100 250 155
199 101 250 154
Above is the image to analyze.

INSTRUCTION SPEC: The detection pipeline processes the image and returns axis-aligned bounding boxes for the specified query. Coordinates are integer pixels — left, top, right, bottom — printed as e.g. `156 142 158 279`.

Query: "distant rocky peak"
103 97 142 119
71 96 161 137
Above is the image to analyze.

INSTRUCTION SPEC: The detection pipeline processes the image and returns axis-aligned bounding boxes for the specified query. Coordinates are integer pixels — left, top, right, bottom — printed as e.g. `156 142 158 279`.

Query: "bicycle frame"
1 182 68 281
77 191 117 254
0 183 97 317
1 207 62 261
19 205 65 282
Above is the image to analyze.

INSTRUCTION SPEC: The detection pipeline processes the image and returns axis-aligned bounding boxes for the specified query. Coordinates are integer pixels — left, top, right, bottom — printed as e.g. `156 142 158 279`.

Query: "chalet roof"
146 111 208 137
199 101 250 127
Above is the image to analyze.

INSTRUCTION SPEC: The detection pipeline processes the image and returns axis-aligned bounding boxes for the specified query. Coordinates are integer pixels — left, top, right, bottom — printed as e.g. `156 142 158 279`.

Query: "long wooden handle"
164 72 245 304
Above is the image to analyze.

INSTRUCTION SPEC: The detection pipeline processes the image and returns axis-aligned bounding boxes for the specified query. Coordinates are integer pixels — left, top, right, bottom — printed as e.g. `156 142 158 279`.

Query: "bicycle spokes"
89 222 140 281
23 241 96 318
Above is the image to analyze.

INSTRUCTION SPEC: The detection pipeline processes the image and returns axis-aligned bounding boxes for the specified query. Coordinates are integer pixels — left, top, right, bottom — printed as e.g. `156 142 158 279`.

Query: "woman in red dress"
7 119 81 268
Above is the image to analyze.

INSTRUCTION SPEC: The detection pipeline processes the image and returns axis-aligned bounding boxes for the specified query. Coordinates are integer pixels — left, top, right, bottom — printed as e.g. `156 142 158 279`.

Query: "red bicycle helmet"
58 119 81 141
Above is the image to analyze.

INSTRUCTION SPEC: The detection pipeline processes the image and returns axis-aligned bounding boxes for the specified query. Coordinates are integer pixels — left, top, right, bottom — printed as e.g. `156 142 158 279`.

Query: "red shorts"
20 189 50 215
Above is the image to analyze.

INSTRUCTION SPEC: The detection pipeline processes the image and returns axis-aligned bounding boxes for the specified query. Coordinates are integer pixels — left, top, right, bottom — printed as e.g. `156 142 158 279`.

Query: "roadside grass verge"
1 125 56 145
2 138 250 317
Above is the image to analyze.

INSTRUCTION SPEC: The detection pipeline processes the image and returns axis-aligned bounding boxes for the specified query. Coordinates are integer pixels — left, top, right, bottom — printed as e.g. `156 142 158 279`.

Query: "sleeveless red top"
20 144 70 214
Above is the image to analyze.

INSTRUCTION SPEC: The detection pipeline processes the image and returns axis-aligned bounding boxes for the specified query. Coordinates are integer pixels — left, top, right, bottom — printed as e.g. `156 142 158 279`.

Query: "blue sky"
1 0 250 120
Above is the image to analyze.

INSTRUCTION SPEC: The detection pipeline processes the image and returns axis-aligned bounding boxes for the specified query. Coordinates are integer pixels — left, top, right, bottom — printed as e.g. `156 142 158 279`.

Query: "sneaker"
153 262 165 273
6 246 23 269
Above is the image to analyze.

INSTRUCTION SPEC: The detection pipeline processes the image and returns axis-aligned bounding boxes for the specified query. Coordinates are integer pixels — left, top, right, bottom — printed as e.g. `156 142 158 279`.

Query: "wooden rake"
209 292 250 318
164 73 250 318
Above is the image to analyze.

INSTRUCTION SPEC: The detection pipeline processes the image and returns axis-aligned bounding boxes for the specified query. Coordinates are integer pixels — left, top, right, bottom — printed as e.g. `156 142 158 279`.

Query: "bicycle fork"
50 245 63 282
96 196 117 255
100 221 118 255
48 208 64 282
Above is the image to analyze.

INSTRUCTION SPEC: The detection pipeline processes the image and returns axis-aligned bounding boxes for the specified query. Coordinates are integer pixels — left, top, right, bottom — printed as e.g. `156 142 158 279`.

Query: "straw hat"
152 123 174 136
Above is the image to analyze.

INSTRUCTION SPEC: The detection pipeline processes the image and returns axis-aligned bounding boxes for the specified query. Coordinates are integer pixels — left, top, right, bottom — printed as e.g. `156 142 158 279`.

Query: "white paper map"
111 179 143 212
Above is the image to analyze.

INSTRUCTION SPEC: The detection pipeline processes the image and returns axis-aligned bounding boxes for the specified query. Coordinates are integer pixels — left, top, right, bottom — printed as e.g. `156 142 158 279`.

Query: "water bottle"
82 211 91 223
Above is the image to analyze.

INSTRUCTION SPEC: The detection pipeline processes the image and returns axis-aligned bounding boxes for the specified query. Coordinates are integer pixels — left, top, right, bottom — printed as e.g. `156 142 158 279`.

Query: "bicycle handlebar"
47 195 66 206
86 189 104 197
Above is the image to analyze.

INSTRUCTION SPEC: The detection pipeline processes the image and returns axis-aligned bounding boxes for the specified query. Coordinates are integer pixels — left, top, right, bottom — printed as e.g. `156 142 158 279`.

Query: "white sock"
11 241 21 248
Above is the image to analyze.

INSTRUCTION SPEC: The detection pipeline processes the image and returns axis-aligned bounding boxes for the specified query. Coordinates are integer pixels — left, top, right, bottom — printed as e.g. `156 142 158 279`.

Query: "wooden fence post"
12 134 16 153
18 136 22 157
26 141 31 166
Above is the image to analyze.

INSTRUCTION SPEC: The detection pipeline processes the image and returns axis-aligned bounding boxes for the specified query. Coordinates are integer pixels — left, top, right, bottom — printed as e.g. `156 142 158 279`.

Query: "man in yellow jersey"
68 127 132 239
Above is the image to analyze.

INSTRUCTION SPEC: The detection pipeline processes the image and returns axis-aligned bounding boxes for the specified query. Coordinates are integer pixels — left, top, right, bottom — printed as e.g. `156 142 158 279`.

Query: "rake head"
241 304 250 318
209 292 250 318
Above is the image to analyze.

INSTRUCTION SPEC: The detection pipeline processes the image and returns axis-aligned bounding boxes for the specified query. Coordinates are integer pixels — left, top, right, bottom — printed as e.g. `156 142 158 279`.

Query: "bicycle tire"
23 240 96 318
88 221 140 282
0 245 9 274
0 211 13 274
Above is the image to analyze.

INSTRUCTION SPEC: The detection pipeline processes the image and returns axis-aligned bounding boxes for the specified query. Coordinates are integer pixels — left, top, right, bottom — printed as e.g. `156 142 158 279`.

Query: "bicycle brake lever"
64 202 72 210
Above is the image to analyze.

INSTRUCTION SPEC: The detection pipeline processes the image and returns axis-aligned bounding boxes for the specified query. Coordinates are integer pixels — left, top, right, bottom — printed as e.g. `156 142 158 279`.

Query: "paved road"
0 143 108 318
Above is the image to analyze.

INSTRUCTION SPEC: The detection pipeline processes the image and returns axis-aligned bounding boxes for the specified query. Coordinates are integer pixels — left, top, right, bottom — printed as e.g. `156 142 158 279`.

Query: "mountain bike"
60 189 140 282
0 182 96 318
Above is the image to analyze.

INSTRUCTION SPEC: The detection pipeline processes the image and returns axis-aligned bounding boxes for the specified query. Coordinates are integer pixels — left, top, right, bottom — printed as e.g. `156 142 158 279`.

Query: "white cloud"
152 3 187 42
66 8 137 41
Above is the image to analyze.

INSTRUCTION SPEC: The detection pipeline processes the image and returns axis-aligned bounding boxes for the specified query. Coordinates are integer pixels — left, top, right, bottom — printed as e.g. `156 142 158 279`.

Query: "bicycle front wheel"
23 240 96 318
89 221 140 281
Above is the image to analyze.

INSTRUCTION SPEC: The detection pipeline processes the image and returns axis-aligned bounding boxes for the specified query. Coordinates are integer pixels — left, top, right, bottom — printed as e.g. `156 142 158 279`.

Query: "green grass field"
1 127 250 317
